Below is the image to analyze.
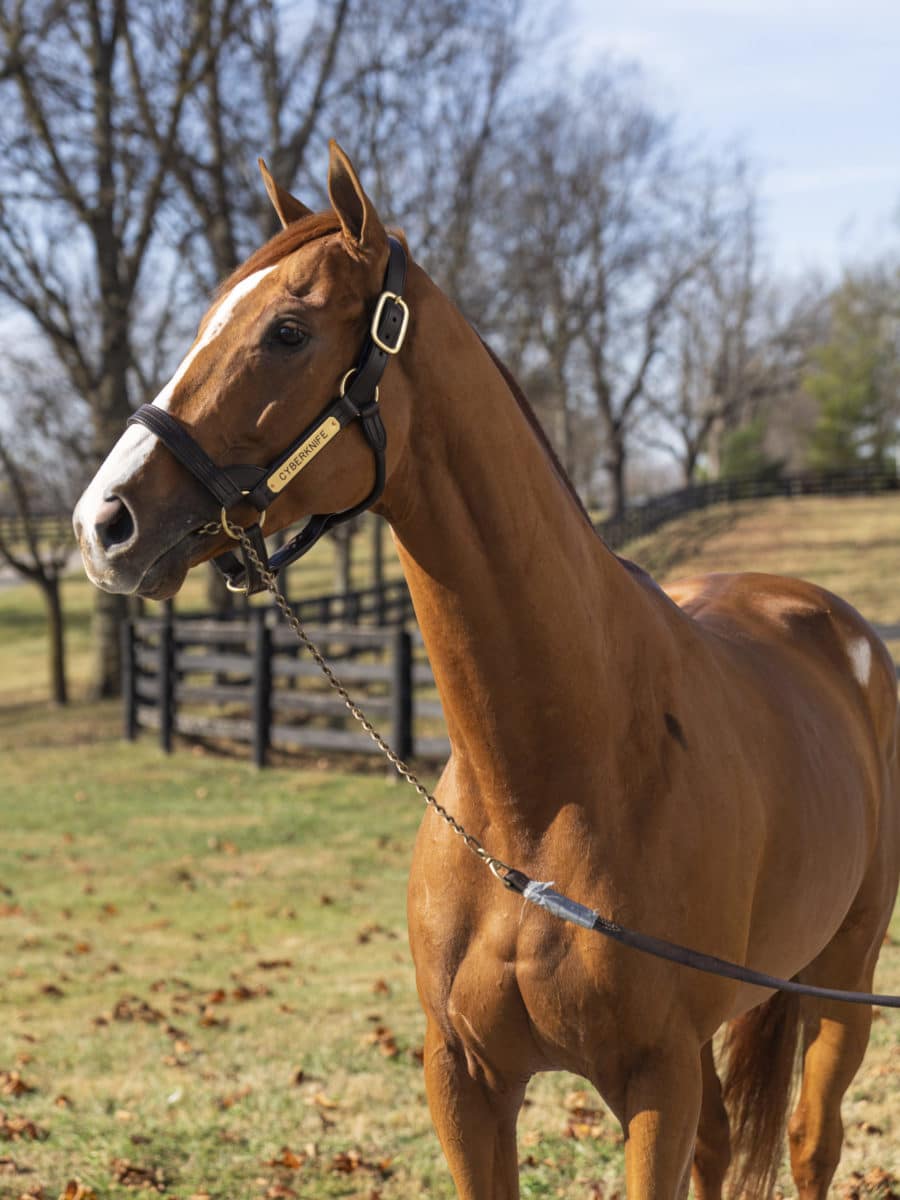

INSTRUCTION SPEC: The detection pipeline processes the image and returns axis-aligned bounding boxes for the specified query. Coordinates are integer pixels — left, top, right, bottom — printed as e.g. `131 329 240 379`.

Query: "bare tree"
489 67 717 515
643 159 762 483
0 0 214 693
0 401 77 705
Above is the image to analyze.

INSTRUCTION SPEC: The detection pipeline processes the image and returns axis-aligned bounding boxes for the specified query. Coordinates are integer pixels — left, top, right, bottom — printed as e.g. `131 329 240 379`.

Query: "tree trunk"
682 442 700 486
39 574 68 706
91 588 127 698
607 436 628 520
89 323 134 697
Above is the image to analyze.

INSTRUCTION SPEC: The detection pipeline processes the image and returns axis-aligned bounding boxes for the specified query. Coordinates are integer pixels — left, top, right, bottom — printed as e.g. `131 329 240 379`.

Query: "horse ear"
258 157 313 228
327 140 385 258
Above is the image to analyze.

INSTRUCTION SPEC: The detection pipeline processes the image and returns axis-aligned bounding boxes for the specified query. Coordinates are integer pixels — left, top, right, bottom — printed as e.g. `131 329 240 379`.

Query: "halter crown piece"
128 236 409 595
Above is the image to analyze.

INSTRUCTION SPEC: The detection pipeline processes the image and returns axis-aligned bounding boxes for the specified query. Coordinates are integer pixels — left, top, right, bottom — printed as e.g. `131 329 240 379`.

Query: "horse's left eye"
274 322 306 347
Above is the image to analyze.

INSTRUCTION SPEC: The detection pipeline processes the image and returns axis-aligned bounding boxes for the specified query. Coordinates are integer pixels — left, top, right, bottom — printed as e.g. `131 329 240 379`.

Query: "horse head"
73 143 413 599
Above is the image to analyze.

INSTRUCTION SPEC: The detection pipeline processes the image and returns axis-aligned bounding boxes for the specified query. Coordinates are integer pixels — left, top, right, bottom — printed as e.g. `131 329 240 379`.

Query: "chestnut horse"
74 143 900 1199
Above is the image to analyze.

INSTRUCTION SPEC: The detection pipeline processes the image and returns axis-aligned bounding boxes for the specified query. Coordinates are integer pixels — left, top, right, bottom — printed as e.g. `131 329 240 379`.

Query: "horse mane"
218 219 595 534
477 337 594 530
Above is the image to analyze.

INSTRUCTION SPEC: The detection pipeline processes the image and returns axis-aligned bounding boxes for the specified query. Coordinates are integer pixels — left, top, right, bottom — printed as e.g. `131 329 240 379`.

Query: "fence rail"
122 610 448 766
598 468 900 549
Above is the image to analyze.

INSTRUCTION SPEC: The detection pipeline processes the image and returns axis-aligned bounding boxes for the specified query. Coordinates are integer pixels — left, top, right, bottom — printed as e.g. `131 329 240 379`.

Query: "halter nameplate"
267 417 341 493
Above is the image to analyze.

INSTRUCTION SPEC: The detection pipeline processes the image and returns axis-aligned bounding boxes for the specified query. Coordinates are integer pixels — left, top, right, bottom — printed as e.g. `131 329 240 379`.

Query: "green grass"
1 494 900 1197
0 704 612 1200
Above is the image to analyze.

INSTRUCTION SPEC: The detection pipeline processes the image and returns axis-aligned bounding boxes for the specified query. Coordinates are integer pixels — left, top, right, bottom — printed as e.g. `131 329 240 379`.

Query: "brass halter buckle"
370 291 409 355
220 491 268 543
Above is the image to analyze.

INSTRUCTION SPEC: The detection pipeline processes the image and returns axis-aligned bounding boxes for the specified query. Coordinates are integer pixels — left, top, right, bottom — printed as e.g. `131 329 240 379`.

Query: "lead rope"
218 520 514 885
199 519 900 1009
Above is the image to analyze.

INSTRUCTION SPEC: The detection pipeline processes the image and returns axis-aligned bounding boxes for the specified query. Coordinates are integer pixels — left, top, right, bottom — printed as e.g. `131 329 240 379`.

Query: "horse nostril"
95 495 135 551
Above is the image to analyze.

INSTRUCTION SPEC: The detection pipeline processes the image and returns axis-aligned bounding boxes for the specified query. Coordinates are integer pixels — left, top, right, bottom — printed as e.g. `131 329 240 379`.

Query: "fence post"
121 618 137 741
372 515 384 610
159 613 174 754
391 628 413 760
252 609 272 768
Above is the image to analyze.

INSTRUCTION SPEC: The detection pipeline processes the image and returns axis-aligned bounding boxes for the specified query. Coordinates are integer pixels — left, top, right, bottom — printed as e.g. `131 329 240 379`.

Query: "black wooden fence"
121 609 448 766
598 467 900 549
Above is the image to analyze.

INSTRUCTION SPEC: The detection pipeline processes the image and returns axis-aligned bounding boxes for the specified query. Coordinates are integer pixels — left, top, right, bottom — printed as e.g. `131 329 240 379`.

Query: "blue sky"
569 0 900 277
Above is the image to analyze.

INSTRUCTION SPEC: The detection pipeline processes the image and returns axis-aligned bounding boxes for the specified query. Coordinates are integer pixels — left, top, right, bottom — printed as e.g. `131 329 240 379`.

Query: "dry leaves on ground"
110 1158 167 1192
842 1168 900 1200
61 1181 98 1199
0 1111 48 1142
0 1071 36 1098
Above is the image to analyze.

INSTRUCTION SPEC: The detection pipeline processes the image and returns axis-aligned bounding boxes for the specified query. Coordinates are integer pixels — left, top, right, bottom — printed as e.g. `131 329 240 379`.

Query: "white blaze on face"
75 265 278 557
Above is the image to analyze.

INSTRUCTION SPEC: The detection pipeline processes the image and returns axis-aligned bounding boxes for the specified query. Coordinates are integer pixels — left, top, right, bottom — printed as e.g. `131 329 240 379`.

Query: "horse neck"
378 269 672 817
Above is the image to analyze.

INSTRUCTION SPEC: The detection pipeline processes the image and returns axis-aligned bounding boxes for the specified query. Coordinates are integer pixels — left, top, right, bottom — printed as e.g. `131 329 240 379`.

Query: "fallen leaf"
330 1150 363 1174
263 1147 307 1170
110 1158 166 1192
60 1181 98 1200
217 1086 252 1110
112 996 165 1025
0 1072 36 1098
198 1007 229 1029
362 1026 399 1059
0 1112 48 1142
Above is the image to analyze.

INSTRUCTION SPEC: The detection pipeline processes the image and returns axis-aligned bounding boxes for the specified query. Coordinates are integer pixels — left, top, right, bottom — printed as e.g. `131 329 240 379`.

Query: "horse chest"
416 896 620 1080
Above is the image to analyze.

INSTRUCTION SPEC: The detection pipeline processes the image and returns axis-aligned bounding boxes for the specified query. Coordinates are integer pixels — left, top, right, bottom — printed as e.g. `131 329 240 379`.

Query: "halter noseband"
127 236 409 595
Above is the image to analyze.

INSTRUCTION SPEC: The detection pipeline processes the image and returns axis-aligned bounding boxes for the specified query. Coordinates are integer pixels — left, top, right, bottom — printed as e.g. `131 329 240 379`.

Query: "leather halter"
128 236 409 595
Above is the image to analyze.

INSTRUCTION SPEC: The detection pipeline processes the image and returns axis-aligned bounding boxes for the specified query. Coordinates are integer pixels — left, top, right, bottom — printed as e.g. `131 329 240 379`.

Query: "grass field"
1 495 899 1199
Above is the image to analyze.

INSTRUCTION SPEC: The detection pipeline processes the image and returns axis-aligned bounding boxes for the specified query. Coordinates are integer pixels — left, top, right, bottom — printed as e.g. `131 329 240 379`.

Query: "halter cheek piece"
127 236 409 596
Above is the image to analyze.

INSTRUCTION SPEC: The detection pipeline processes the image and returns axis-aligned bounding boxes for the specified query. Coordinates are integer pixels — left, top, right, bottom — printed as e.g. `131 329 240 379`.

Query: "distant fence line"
596 467 900 549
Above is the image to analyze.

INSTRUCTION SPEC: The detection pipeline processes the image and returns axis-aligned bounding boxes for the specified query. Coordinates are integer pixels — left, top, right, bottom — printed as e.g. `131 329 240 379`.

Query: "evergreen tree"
805 272 900 472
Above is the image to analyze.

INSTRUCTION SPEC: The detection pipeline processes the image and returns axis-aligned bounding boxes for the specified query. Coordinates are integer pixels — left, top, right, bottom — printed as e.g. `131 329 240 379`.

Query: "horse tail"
721 990 801 1200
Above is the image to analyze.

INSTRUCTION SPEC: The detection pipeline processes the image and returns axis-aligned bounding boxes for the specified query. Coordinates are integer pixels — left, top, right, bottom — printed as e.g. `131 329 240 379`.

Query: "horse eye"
274 322 306 348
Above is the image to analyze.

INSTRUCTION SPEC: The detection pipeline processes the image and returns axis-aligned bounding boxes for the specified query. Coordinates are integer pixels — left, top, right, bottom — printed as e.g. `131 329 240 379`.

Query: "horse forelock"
216 212 344 299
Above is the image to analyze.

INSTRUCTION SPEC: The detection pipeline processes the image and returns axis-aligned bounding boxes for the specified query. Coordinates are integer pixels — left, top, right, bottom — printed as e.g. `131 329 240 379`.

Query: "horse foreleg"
691 1041 731 1200
622 1044 703 1200
423 1019 525 1200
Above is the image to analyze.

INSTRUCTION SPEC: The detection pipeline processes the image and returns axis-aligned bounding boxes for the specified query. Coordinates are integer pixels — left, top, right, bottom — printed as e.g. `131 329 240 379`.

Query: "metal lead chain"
233 527 513 884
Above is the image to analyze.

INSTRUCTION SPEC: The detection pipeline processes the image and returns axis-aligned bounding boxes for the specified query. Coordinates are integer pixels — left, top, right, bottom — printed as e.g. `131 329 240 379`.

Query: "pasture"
1 495 899 1199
